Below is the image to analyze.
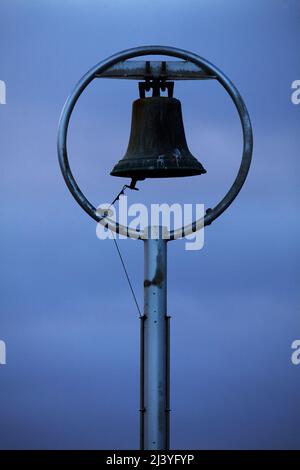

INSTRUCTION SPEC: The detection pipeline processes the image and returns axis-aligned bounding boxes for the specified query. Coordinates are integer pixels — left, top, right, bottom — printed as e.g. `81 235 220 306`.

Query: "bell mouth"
110 156 206 179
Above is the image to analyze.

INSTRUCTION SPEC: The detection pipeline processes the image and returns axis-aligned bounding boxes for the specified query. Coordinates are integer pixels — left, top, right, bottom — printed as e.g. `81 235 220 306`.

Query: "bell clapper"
125 178 141 191
99 180 142 222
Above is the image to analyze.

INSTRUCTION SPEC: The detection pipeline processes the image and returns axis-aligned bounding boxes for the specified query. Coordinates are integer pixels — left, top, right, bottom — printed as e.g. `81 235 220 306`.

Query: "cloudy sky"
0 0 299 449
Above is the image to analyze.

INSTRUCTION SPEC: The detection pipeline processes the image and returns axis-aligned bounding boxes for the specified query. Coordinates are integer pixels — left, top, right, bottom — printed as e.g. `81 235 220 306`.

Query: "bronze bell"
110 94 206 180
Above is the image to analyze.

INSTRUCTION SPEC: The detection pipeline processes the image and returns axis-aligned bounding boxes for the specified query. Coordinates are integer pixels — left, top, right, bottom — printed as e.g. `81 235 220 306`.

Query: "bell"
110 96 206 180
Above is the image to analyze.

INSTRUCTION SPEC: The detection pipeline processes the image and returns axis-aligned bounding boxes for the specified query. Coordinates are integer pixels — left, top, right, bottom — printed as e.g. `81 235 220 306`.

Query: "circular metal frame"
57 46 253 240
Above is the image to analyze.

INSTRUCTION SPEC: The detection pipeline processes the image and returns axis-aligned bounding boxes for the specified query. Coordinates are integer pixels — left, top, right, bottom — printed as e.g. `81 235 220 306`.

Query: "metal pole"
140 227 170 450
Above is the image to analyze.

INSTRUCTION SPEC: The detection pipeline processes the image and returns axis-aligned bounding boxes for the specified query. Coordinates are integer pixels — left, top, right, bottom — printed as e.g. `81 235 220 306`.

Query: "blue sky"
0 0 299 449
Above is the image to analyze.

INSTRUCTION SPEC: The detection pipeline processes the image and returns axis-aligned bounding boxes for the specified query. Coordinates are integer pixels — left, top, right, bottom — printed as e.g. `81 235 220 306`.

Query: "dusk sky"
0 0 299 449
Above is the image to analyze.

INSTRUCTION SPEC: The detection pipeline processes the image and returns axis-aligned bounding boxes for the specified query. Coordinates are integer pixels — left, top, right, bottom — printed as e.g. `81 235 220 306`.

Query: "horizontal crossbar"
96 60 216 80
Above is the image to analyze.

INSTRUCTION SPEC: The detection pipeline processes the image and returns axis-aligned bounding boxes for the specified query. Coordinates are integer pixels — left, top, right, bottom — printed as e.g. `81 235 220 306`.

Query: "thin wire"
111 230 142 318
99 184 142 318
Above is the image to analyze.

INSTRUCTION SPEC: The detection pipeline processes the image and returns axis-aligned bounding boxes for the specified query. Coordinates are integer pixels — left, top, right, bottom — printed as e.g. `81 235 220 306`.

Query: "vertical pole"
140 227 170 450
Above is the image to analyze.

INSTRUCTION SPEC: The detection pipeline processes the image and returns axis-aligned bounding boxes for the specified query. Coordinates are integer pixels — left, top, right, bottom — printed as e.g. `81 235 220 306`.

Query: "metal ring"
57 46 253 240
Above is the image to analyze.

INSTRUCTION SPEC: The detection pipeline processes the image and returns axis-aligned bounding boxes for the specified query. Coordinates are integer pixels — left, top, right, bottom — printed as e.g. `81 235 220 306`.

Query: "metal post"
140 227 170 450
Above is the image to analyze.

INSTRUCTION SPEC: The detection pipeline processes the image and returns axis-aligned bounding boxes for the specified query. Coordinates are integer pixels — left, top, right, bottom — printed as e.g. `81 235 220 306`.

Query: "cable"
111 231 142 318
99 182 142 318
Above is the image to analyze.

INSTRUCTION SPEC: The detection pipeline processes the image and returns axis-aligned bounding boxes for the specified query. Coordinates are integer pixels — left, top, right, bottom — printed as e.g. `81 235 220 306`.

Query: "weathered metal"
57 46 253 452
96 60 216 80
141 228 169 450
57 45 253 240
110 95 206 180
